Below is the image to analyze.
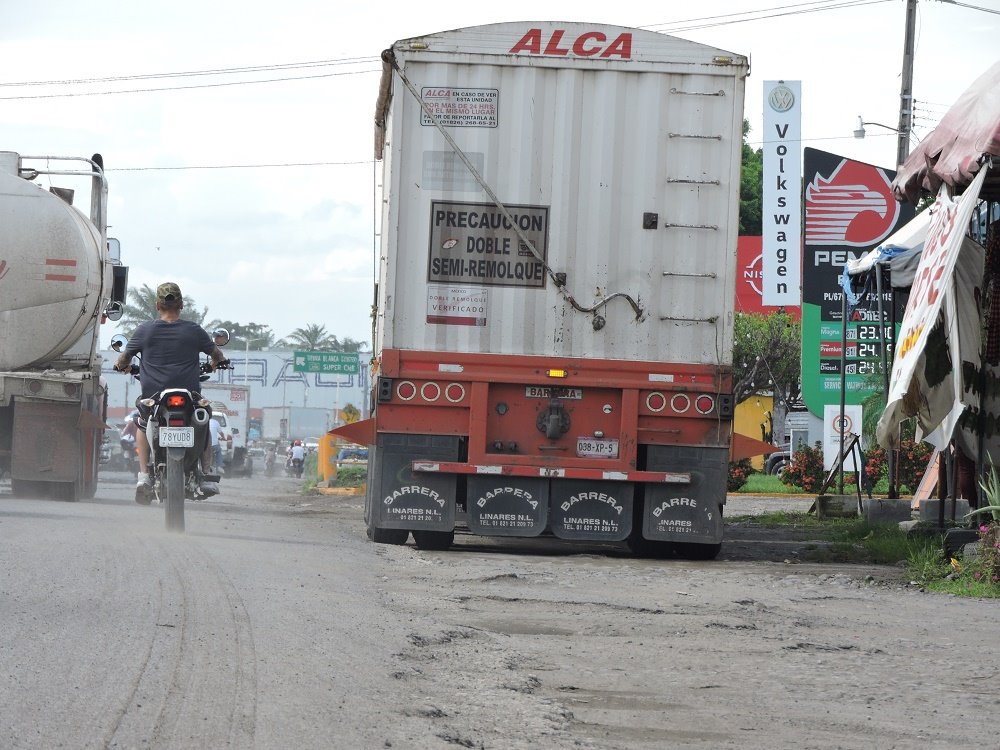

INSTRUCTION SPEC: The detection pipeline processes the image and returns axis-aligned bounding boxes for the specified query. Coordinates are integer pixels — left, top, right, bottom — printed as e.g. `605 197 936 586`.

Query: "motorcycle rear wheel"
164 449 185 532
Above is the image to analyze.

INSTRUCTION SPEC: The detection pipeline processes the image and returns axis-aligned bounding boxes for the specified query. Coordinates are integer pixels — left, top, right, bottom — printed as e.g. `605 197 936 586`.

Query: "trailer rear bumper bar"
412 461 690 484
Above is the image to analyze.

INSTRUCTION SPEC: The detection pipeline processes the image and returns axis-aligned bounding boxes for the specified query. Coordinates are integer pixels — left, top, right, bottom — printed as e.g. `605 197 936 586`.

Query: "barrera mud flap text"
368 434 459 532
642 446 727 544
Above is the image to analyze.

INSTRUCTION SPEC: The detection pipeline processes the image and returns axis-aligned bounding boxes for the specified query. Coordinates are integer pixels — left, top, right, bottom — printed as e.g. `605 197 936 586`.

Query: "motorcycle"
111 331 231 532
119 433 137 473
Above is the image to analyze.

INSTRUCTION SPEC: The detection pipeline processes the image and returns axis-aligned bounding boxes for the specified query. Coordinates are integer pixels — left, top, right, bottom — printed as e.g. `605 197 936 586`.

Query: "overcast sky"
2 1 996 349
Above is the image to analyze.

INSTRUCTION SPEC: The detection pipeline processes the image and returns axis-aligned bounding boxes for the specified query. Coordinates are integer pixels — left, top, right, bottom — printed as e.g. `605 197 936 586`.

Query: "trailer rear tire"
673 541 723 560
412 529 454 551
367 524 409 545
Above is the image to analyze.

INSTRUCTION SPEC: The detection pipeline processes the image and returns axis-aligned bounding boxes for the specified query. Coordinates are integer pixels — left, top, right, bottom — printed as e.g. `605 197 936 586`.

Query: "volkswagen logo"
768 84 796 113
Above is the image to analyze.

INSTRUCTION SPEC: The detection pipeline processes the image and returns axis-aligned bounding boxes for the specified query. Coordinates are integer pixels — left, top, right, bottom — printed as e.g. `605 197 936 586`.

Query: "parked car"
765 445 791 475
337 446 368 464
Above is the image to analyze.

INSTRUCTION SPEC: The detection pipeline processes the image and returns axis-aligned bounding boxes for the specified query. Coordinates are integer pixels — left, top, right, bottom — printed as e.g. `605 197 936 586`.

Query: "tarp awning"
893 59 1000 204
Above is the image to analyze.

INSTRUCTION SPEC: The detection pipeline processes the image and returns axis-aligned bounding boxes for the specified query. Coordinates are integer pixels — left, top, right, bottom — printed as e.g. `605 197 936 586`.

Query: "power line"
107 160 373 172
0 68 380 100
944 0 1000 15
0 56 379 88
644 0 893 32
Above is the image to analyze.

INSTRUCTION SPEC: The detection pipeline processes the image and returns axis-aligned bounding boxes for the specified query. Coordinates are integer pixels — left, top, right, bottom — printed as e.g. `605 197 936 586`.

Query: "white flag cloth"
877 167 989 449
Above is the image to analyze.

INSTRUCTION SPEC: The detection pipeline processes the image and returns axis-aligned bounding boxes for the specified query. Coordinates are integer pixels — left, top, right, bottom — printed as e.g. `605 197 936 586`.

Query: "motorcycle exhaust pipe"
192 407 210 426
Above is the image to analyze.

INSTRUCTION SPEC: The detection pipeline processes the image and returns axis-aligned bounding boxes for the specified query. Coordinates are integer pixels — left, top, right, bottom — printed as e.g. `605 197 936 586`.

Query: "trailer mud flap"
11 401 79 481
371 434 458 531
550 480 632 541
467 477 547 537
643 446 725 543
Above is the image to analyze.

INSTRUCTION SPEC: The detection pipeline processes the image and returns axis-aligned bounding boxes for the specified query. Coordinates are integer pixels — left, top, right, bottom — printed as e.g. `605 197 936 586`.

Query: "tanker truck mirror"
110 334 128 352
111 264 128 304
107 237 121 264
104 301 124 322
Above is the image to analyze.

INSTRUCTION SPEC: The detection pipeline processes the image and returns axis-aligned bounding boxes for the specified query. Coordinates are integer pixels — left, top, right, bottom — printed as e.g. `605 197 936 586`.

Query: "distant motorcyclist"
113 281 228 503
288 439 305 478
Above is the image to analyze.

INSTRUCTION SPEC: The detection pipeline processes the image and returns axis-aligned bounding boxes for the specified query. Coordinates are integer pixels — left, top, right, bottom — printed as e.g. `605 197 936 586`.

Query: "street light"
853 115 901 140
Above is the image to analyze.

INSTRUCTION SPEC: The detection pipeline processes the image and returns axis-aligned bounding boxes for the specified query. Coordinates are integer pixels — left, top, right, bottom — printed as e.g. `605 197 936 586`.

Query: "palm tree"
119 284 211 335
284 324 338 351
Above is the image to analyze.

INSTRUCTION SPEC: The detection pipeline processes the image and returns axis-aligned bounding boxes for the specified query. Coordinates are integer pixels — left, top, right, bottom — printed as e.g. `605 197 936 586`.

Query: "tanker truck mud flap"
370 434 459 531
642 446 726 543
550 480 633 541
467 477 547 537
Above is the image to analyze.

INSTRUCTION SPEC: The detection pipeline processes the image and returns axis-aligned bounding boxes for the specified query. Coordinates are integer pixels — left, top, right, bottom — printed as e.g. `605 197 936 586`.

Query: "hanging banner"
762 80 802 306
877 167 989 448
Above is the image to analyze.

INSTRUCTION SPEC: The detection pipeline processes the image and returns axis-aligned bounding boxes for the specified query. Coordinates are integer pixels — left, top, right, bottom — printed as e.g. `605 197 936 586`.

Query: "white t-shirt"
209 417 221 447
290 445 305 461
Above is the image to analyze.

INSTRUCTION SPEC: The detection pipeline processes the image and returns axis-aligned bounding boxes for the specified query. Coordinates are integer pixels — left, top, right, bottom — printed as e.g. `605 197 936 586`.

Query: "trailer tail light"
445 383 466 403
396 381 417 401
670 394 690 413
646 392 666 412
377 377 393 403
420 382 441 402
695 395 715 414
62 383 78 397
166 394 188 408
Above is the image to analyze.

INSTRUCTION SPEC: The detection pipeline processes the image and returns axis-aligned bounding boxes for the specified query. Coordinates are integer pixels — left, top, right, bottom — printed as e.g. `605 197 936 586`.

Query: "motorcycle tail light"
168 418 186 426
166 394 187 408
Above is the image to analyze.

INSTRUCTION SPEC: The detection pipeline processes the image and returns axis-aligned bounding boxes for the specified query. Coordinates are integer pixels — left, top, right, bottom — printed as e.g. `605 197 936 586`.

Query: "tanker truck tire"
164 450 185 533
412 530 454 551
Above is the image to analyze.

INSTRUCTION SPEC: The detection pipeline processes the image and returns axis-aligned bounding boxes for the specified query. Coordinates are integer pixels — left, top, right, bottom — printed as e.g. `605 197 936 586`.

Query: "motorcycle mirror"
212 328 230 346
199 374 211 382
104 301 125 322
110 334 128 352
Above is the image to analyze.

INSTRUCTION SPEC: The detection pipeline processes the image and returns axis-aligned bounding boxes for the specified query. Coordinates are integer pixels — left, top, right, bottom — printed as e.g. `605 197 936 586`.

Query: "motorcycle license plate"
159 427 195 448
576 437 619 458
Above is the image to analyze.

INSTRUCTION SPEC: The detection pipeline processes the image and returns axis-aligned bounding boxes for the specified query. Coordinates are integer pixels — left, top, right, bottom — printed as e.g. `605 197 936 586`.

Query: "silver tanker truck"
0 152 127 499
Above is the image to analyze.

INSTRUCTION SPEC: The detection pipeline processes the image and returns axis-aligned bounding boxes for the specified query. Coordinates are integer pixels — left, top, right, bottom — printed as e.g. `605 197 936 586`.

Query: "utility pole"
896 0 917 169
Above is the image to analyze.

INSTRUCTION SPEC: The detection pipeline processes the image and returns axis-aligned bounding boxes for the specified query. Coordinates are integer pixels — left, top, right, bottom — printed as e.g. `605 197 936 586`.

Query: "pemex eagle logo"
804 160 898 247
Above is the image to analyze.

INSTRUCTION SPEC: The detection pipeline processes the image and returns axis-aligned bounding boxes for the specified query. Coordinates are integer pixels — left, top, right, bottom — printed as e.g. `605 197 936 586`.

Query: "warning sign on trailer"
427 286 488 327
427 200 548 288
420 87 499 128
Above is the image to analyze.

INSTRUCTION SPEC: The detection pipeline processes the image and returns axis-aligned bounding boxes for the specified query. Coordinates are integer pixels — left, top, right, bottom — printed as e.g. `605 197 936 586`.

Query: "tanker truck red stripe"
44 258 77 282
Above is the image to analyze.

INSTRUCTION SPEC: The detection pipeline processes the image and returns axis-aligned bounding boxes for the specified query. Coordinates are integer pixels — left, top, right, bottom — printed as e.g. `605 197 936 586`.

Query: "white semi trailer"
0 152 127 499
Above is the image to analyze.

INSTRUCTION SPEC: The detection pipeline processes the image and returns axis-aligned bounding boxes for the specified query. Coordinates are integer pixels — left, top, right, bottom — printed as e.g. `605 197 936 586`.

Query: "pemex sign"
800 148 914 417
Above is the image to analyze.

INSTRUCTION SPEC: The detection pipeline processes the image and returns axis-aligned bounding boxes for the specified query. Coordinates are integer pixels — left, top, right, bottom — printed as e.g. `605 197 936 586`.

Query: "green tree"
285 324 338 351
733 311 801 444
739 119 763 235
283 324 366 352
119 283 211 335
211 321 281 350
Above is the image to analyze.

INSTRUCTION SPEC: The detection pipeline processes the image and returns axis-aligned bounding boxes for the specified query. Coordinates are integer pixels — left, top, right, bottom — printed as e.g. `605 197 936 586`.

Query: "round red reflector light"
445 383 465 403
421 382 441 402
27 380 42 394
670 394 690 413
396 381 416 401
695 395 715 414
645 392 666 413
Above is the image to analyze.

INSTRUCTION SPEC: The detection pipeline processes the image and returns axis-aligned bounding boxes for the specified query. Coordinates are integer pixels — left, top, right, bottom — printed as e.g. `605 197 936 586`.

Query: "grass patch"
729 511 943 566
736 472 906 497
331 464 367 487
738 474 805 494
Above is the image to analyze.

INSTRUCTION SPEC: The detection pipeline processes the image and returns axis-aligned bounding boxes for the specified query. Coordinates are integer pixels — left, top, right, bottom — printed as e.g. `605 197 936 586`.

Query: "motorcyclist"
113 282 229 503
289 439 305 477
